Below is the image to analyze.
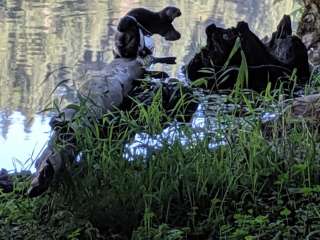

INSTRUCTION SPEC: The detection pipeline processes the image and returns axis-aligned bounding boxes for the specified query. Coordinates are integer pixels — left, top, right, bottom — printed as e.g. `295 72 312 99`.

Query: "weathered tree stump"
186 16 310 91
266 15 310 80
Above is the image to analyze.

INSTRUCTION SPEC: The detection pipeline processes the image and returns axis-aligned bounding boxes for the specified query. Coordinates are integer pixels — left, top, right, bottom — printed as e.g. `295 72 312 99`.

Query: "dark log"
152 56 176 64
120 78 198 123
186 16 310 92
266 15 310 81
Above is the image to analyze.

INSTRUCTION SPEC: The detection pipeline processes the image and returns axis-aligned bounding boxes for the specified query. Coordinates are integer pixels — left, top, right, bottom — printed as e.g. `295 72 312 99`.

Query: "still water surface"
0 0 299 170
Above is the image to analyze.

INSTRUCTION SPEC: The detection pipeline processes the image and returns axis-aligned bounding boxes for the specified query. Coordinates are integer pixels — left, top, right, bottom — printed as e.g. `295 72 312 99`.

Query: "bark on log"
74 58 144 118
28 58 144 197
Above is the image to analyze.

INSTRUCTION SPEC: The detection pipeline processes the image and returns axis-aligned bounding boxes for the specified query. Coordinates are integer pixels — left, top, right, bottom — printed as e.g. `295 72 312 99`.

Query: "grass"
1 59 320 239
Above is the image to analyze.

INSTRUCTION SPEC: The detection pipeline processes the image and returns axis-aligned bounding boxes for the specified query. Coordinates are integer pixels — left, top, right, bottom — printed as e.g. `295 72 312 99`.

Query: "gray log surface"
28 58 144 197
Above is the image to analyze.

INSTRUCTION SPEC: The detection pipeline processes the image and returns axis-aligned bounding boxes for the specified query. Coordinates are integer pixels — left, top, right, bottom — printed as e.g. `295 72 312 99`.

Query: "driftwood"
298 0 320 66
28 58 145 197
186 16 310 91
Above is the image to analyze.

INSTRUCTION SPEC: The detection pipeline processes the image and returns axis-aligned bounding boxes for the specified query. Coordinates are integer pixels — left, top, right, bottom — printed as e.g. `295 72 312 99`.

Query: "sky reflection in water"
0 112 50 171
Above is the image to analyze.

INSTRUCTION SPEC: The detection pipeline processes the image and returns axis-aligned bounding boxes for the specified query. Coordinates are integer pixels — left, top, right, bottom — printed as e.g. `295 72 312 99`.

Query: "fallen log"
186 16 310 92
28 58 145 197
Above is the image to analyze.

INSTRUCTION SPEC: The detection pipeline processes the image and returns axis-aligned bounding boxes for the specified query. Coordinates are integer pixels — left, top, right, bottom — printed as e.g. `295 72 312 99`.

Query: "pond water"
0 0 300 171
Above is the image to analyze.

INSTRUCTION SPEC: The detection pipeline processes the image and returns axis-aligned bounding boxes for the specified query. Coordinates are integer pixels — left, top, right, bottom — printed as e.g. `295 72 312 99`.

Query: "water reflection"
0 112 50 171
0 0 299 169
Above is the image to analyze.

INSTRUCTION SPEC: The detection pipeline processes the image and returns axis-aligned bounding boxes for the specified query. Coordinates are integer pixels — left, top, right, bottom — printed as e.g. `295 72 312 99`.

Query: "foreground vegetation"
1 68 320 240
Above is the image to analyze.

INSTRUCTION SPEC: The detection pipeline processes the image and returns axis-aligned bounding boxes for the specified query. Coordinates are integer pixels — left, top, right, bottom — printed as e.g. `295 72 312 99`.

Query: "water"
0 0 299 171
